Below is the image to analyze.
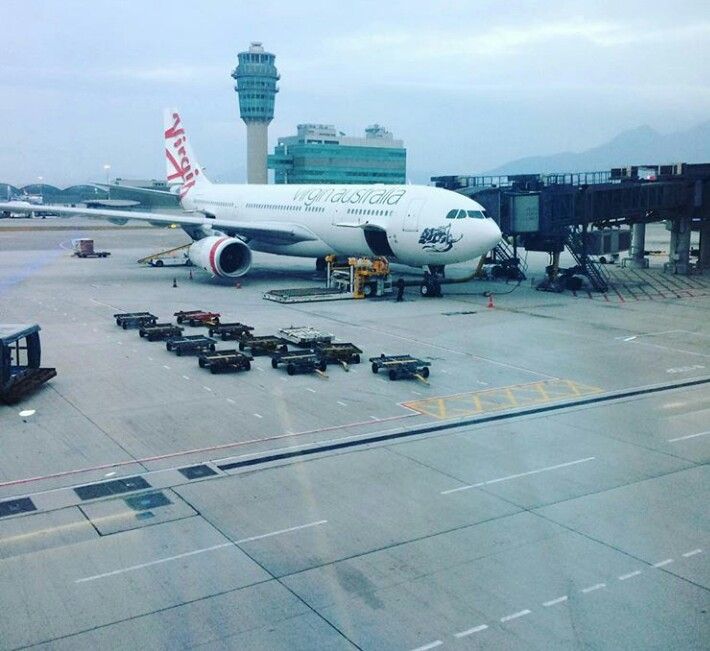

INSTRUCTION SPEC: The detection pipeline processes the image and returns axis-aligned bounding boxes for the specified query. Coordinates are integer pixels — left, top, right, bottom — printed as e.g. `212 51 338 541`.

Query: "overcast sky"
1 0 708 186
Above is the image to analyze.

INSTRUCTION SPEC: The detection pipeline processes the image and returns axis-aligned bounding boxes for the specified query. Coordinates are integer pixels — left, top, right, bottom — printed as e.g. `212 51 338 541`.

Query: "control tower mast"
231 42 279 184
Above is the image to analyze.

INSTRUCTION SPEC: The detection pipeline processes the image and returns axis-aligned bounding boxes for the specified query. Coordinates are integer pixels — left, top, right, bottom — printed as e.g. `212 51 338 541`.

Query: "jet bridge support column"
699 219 710 271
665 216 692 275
624 222 649 268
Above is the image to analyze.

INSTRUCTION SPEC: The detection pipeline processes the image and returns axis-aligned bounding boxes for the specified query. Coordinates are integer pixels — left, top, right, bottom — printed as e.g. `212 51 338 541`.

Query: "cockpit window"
446 209 458 219
467 210 486 219
457 209 467 219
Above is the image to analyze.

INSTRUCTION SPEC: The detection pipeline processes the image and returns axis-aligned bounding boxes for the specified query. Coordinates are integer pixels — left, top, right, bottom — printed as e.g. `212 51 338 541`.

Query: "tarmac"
0 219 708 650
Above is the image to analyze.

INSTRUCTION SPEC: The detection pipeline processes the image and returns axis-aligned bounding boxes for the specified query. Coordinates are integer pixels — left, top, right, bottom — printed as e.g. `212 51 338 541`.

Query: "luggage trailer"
237 334 288 356
208 322 254 341
198 349 253 374
166 335 217 356
138 323 184 341
271 349 327 376
173 310 221 327
114 312 158 329
278 326 333 347
315 342 363 370
370 354 431 382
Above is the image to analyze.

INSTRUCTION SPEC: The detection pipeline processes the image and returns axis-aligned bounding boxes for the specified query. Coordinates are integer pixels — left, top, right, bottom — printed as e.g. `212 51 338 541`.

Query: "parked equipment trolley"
271 349 327 376
139 323 184 341
114 312 158 329
208 322 254 341
278 326 333 347
370 354 431 381
166 335 217 356
173 310 221 327
238 334 288 356
315 342 362 368
198 350 253 374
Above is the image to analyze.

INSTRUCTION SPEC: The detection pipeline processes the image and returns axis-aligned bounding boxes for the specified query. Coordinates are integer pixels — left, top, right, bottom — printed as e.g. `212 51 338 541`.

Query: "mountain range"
486 121 710 175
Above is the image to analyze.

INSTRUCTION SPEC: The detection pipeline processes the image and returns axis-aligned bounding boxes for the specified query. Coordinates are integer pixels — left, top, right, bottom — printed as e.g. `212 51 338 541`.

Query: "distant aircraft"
0 110 501 292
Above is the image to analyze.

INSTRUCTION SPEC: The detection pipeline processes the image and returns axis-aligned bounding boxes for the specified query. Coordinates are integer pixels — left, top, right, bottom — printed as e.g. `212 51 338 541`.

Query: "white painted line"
441 457 595 494
581 583 606 593
76 520 327 584
370 415 379 420
203 386 212 392
500 609 531 622
411 390 422 395
148 357 153 361
618 570 642 581
75 542 233 583
256 367 264 372
623 336 637 342
543 595 568 607
235 519 327 544
226 398 236 404
253 413 263 419
116 341 122 346
182 375 190 380
410 642 442 651
337 401 347 407
682 549 702 558
454 624 488 638
306 388 316 393
163 365 170 370
653 559 673 568
667 431 709 442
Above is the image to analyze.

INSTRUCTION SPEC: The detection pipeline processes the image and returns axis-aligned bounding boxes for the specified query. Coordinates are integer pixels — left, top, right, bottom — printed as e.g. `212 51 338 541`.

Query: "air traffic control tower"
231 42 279 184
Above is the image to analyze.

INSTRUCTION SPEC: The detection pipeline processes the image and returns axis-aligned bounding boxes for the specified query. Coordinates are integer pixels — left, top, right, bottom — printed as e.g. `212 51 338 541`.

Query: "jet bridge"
433 163 710 291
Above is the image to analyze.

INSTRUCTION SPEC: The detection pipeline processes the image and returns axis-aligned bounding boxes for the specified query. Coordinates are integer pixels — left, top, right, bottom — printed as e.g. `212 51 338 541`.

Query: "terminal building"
268 123 406 184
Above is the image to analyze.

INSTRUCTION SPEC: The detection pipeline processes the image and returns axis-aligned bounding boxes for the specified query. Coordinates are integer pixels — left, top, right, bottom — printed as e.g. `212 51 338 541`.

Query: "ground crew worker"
395 277 405 302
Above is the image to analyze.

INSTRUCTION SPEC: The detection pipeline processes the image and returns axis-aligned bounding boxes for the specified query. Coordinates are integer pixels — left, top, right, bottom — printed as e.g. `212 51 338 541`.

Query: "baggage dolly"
315 342 362 370
114 312 158 329
369 354 431 382
271 349 327 376
238 334 288 356
166 335 217 356
208 322 254 341
278 326 334 347
198 349 253 374
139 323 184 341
173 310 221 326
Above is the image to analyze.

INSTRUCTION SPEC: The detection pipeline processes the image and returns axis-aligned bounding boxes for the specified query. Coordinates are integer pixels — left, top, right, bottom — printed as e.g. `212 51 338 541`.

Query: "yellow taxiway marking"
402 379 602 420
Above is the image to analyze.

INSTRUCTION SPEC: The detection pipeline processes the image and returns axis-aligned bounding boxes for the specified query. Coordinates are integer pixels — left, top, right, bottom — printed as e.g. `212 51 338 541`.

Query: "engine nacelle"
188 236 252 278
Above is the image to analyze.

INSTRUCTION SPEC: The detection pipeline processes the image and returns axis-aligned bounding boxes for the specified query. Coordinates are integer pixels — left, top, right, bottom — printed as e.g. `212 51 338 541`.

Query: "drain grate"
178 464 217 480
0 497 37 518
125 491 171 512
75 476 152 501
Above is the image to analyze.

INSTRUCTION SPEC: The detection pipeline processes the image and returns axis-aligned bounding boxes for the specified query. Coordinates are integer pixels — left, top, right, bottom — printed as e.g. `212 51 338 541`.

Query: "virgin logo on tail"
164 112 200 199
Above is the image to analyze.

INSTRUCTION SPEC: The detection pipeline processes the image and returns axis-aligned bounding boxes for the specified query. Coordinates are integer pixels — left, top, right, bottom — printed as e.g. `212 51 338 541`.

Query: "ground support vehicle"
278 326 333 347
173 310 221 326
139 323 184 341
369 354 431 381
114 312 158 329
208 322 254 341
315 342 362 369
238 334 288 356
166 335 216 356
72 238 110 258
271 349 327 376
0 324 56 404
198 349 253 374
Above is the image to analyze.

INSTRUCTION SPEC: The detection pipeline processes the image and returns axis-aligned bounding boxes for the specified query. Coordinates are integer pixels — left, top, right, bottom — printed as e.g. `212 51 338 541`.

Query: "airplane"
0 109 501 294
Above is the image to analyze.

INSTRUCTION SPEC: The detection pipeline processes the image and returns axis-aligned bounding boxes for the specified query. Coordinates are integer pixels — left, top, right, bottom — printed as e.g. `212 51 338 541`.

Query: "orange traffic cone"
487 293 494 309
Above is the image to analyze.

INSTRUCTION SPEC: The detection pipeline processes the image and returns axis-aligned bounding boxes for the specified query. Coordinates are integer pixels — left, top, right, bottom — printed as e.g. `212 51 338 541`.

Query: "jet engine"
188 236 252 278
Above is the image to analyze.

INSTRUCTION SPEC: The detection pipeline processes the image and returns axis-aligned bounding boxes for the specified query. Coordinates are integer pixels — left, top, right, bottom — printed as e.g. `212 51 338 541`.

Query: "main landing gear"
420 265 444 297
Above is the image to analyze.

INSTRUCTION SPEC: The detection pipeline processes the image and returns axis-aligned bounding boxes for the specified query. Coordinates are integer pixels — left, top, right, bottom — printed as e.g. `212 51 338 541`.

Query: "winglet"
163 109 209 199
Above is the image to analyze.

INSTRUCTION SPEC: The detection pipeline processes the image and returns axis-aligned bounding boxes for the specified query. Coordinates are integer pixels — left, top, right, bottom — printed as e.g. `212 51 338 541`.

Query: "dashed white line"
653 559 673 568
543 595 568 607
682 549 702 557
500 609 531 623
182 375 190 380
203 386 212 392
454 624 488 638
256 367 264 372
253 413 263 419
337 401 347 407
225 398 236 404
306 388 316 393
581 583 606 593
667 431 709 442
410 642 442 651
618 570 642 581
148 357 153 361
162 365 170 370
441 457 596 494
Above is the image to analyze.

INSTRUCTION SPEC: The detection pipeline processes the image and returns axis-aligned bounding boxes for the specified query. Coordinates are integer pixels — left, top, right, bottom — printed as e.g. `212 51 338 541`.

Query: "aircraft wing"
0 202 318 245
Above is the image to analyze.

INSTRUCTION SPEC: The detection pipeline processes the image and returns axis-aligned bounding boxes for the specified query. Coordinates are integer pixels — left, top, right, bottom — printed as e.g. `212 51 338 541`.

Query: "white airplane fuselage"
182 183 501 268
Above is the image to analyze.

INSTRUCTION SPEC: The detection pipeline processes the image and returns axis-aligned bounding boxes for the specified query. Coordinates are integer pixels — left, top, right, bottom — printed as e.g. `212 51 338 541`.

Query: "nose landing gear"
420 266 444 297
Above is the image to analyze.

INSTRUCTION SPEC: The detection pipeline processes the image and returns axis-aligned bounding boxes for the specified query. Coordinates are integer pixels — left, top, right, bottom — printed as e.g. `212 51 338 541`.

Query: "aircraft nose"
484 219 502 250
